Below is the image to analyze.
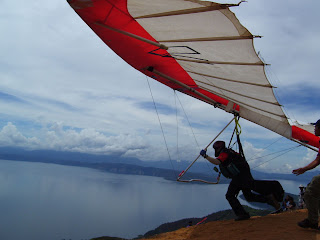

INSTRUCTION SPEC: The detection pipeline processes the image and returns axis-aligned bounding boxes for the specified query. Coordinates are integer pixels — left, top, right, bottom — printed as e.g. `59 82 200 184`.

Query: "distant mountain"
0 146 317 183
0 146 230 183
0 146 144 165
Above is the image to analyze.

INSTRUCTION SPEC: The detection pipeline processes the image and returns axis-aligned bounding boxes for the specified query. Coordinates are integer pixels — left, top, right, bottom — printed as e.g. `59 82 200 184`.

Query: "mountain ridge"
0 146 315 183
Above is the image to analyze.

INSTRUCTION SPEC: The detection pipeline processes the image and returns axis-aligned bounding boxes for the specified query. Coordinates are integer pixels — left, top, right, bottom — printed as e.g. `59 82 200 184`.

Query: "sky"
1 0 320 174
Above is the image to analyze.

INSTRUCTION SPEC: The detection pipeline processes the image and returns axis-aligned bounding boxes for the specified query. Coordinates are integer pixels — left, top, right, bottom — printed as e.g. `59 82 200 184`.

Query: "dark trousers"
226 179 274 216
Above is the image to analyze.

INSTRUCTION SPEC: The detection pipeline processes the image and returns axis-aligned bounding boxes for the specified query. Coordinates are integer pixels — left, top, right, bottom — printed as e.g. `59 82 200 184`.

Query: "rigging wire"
251 145 302 170
146 76 219 181
246 137 284 162
249 145 301 163
174 90 181 163
145 76 300 179
145 76 177 178
174 91 217 178
174 91 200 148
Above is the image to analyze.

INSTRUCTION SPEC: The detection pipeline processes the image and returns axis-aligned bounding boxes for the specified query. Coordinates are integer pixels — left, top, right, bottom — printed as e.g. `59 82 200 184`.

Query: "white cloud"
0 122 40 148
242 141 268 170
41 124 149 156
302 149 318 166
0 122 192 161
0 0 319 173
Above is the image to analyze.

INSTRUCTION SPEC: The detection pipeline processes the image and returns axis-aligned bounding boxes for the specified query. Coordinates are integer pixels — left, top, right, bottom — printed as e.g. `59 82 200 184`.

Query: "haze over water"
0 159 307 240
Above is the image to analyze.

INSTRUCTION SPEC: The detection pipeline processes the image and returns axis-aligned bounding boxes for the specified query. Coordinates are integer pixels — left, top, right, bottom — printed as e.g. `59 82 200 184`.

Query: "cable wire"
251 145 302 169
146 77 177 178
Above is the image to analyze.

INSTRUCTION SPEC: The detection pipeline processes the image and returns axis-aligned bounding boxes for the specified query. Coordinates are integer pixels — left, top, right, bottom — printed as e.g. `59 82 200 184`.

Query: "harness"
218 116 248 179
219 148 243 179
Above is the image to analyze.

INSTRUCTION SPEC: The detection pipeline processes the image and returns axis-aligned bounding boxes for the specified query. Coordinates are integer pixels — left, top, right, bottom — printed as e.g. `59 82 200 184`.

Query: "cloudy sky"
1 0 320 173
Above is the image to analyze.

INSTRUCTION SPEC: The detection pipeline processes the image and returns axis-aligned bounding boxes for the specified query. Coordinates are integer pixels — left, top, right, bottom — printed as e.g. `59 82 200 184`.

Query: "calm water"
0 159 309 240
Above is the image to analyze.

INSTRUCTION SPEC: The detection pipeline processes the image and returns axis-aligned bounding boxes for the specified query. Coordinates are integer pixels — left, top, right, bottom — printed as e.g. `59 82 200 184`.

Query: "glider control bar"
176 175 221 184
177 117 235 184
94 22 168 50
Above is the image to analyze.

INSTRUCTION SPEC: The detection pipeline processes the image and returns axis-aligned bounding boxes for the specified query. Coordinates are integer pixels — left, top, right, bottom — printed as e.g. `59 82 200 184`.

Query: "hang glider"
67 0 319 150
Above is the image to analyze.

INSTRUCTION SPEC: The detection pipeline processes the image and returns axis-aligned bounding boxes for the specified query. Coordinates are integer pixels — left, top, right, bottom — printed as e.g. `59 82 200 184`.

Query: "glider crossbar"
177 117 235 183
94 22 168 50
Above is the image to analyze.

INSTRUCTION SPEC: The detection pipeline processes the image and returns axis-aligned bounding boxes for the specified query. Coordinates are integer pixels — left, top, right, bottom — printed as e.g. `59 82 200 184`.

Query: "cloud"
42 122 150 156
0 92 26 103
302 149 317 166
0 122 172 161
0 119 313 173
272 149 317 174
240 139 312 174
242 141 266 169
0 0 319 173
0 122 40 148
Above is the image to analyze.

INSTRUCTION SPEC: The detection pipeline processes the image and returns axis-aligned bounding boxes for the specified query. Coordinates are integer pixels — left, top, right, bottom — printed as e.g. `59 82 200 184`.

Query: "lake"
0 159 309 240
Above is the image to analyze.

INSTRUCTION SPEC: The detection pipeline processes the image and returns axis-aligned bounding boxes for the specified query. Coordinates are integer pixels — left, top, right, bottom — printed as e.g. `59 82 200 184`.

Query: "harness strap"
234 116 245 160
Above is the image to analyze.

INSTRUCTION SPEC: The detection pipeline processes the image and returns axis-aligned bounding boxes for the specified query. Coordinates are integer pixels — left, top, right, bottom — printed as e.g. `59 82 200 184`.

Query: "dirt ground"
140 209 320 240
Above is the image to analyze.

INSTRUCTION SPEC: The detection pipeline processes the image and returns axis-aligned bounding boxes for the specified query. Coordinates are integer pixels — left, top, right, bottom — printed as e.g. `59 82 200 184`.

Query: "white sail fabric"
128 0 292 138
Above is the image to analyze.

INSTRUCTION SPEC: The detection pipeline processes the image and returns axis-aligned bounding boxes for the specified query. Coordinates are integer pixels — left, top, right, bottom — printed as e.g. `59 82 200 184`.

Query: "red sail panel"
292 126 320 149
67 0 229 107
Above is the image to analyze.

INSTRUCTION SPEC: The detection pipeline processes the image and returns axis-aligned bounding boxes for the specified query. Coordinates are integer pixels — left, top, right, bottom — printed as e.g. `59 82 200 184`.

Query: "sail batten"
159 35 254 42
199 86 286 118
187 70 272 88
197 80 280 106
67 0 320 149
175 58 264 66
135 6 225 19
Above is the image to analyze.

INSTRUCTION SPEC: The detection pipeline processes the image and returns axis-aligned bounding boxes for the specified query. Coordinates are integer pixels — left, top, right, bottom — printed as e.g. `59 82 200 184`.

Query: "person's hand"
200 149 207 158
292 168 306 175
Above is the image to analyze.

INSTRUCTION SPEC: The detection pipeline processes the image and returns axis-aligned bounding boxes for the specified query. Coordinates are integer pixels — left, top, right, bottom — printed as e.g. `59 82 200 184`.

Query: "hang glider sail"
67 0 319 150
